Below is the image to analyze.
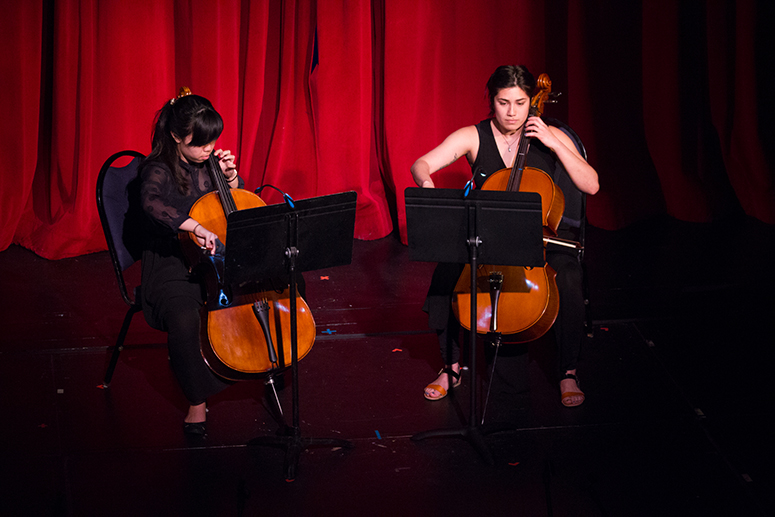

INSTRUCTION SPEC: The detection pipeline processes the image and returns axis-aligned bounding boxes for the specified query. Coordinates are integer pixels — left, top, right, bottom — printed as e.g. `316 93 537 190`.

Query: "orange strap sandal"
424 368 461 401
560 372 585 407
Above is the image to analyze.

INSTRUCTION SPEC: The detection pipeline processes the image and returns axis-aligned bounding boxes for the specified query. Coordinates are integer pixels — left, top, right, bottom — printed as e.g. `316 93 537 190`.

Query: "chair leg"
103 305 140 388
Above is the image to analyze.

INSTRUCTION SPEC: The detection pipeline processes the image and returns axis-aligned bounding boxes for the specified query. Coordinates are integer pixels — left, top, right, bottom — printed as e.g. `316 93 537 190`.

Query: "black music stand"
404 187 543 464
224 191 357 481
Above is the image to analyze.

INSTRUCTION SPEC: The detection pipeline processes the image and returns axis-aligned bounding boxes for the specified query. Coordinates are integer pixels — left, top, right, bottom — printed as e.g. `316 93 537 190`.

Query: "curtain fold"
706 0 774 224
314 0 392 239
2 1 43 254
2 0 771 259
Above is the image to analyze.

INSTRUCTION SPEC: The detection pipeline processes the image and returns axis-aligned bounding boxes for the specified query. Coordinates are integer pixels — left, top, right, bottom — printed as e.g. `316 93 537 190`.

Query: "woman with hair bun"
138 88 242 435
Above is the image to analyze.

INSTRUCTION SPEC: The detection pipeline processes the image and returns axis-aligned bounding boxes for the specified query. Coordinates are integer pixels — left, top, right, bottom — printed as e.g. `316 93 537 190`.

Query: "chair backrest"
96 150 146 306
542 116 588 253
543 116 587 161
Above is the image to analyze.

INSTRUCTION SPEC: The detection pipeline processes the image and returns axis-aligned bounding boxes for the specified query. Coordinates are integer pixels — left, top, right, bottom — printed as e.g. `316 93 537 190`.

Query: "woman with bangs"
138 89 242 435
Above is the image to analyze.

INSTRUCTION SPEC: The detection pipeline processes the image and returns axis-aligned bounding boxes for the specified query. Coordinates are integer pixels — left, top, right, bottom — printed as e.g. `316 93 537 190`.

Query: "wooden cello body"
451 74 563 343
182 156 315 381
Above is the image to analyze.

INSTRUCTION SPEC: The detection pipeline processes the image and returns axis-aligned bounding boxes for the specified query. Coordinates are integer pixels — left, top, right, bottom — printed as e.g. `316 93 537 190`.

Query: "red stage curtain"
379 0 547 244
2 0 772 259
2 1 43 254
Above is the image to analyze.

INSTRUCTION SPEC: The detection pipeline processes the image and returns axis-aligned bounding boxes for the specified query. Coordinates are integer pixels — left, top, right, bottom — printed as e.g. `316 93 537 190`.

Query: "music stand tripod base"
248 427 354 481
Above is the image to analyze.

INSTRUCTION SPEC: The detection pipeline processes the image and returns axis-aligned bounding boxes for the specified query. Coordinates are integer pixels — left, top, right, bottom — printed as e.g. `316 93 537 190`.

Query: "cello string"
209 154 237 215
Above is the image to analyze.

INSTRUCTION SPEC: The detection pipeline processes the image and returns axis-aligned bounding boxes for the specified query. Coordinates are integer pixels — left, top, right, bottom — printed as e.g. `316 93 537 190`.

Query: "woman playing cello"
138 89 240 435
411 65 599 407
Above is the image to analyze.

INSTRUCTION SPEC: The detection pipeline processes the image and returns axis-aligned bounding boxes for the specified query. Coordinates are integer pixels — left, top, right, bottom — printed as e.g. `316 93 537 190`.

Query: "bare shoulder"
445 125 480 157
419 124 480 173
432 124 480 156
547 124 570 139
548 125 582 155
461 124 480 141
445 124 478 143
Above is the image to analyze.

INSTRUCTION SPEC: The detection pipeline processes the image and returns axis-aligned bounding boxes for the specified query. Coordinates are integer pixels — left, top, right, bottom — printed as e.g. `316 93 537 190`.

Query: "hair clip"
169 86 193 105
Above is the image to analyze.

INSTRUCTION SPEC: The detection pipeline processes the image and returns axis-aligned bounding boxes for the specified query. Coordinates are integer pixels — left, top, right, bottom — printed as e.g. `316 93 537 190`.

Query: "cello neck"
506 73 553 193
506 121 531 192
206 153 237 218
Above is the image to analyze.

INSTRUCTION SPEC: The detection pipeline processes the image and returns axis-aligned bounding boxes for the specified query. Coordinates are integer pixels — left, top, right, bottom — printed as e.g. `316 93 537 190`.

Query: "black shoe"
183 421 207 436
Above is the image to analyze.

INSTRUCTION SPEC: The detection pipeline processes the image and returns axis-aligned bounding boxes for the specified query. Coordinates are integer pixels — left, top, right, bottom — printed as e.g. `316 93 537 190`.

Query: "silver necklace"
494 122 519 152
501 133 519 152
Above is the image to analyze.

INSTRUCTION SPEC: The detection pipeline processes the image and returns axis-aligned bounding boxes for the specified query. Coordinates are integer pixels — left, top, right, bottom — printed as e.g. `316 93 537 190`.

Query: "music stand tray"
225 192 358 286
404 187 544 464
224 191 357 480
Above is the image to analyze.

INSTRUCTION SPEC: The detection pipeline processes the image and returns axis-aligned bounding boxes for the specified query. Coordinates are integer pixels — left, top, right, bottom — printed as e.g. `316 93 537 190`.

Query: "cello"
451 73 574 343
181 144 316 381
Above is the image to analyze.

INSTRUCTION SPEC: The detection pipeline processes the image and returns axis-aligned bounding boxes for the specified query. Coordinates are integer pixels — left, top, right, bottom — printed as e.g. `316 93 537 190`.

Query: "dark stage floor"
1 215 774 516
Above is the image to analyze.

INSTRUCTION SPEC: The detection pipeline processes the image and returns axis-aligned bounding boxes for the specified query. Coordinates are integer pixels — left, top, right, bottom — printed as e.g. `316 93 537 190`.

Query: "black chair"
95 150 146 387
543 117 593 337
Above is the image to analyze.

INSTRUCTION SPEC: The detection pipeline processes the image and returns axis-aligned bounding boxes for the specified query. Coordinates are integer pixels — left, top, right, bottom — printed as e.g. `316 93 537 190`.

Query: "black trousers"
141 244 231 406
161 296 232 405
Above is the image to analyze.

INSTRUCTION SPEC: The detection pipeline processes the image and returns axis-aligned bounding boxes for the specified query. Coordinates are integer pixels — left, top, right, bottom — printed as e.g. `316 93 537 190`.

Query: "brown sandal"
560 372 585 407
424 367 461 401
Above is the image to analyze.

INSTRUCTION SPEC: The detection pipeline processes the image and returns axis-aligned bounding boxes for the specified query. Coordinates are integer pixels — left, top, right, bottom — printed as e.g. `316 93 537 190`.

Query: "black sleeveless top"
471 119 584 234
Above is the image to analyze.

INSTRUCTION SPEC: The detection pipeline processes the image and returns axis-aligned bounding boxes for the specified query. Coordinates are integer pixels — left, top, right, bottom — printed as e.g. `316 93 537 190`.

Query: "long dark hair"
143 89 223 193
486 65 536 117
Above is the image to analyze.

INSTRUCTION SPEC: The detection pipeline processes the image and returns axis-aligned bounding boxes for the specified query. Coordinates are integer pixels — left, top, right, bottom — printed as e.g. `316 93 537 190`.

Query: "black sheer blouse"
138 157 245 329
141 159 218 233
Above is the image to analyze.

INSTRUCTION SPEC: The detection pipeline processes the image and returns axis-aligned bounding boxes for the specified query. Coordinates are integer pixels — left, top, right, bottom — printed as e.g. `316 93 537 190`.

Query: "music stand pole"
411 205 495 464
405 187 543 465
238 194 358 481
